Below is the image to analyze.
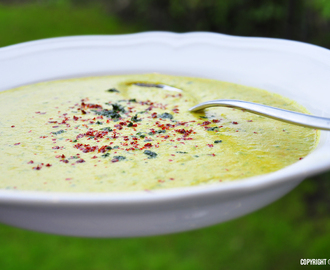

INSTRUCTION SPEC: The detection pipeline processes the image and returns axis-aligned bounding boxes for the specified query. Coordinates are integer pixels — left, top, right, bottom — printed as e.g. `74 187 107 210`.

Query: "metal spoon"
133 83 330 130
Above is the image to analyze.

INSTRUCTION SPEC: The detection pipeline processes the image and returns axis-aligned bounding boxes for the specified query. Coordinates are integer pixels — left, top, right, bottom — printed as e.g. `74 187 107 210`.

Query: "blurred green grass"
0 2 145 47
0 2 329 269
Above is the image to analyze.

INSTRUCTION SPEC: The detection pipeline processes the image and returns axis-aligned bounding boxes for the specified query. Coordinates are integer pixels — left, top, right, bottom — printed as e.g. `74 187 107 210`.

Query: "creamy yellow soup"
0 74 318 192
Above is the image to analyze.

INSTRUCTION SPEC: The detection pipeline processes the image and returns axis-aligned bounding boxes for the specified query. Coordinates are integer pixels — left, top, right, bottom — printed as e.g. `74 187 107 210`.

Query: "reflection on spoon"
134 83 330 130
132 83 182 92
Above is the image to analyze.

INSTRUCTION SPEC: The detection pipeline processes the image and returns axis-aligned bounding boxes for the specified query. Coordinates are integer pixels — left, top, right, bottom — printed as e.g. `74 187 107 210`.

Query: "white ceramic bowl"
0 32 330 237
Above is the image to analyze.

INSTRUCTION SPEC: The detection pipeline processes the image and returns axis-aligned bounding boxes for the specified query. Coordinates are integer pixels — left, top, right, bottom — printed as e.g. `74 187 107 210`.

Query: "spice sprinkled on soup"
0 74 318 192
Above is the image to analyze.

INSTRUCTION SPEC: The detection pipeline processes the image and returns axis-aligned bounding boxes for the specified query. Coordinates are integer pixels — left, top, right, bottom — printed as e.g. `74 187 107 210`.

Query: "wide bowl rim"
0 31 329 204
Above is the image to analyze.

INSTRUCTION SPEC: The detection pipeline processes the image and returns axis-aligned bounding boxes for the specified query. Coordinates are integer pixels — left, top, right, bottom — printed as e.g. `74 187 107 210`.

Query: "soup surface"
0 74 318 192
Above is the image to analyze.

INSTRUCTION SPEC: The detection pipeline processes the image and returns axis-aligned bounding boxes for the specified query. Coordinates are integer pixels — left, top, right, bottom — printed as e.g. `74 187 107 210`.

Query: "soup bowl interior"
0 32 330 237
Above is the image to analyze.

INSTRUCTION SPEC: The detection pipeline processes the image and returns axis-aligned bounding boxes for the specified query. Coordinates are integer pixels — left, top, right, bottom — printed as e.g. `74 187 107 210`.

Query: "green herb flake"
207 127 218 131
113 155 126 161
52 129 65 135
144 150 157 159
136 132 146 138
159 112 173 119
131 114 142 122
101 127 113 132
106 88 119 93
214 140 223 143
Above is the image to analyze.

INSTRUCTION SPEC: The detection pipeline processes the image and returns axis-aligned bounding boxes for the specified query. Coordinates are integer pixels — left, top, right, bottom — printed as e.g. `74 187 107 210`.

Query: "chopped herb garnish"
106 88 119 93
127 122 134 127
113 146 119 149
72 139 77 143
207 127 218 131
52 129 65 135
106 146 112 150
136 132 146 138
144 150 157 159
159 112 173 119
113 155 126 161
101 127 113 132
214 140 223 143
129 98 137 102
93 109 121 120
131 114 142 122
96 121 103 125
101 153 110 158
199 116 208 119
111 103 125 113
176 151 188 154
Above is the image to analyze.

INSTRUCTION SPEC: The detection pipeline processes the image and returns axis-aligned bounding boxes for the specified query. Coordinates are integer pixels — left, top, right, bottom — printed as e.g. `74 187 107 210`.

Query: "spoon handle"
189 99 330 130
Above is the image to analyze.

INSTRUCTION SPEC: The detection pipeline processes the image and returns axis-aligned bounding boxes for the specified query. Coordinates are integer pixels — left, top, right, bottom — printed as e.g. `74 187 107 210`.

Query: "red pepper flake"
151 112 158 118
11 125 15 128
158 180 165 183
247 120 253 122
14 143 20 146
91 156 98 159
45 163 52 167
207 144 214 147
81 110 86 115
114 124 123 130
144 143 152 148
299 157 303 160
232 121 238 124
169 178 174 181
27 160 34 164
212 119 220 123
202 121 211 125
254 132 258 134
76 159 85 163
33 165 42 170
65 178 72 181
174 129 193 137
169 159 173 162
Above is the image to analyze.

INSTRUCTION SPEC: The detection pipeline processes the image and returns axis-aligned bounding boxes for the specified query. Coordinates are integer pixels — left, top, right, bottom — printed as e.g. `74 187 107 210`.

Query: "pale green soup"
0 74 318 192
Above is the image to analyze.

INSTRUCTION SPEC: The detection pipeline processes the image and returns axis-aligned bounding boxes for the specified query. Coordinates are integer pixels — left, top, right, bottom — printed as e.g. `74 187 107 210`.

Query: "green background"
0 1 330 269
